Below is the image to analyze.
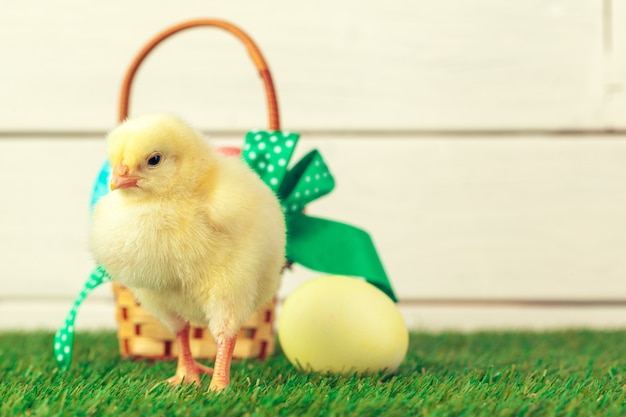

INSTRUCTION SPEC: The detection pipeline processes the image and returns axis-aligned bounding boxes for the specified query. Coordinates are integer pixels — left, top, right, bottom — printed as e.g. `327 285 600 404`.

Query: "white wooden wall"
1 0 626 331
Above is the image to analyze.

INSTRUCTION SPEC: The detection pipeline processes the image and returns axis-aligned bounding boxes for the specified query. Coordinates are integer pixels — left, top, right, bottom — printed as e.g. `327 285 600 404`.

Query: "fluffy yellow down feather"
90 114 286 391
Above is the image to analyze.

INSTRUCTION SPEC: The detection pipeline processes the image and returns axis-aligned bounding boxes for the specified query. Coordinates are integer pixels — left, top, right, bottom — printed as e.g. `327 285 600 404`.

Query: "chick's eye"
147 153 162 167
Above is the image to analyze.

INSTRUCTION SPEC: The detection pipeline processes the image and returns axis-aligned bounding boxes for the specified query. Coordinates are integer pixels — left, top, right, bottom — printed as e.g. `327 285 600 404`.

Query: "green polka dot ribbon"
243 130 397 302
53 130 396 370
53 265 111 370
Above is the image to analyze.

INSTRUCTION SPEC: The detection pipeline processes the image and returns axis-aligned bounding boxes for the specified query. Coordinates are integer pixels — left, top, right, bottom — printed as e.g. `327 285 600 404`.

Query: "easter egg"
278 275 408 374
216 146 241 157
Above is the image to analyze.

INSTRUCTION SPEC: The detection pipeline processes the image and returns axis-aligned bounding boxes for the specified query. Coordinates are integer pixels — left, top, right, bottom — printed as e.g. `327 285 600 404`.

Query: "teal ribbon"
53 129 397 369
242 130 397 302
53 265 111 370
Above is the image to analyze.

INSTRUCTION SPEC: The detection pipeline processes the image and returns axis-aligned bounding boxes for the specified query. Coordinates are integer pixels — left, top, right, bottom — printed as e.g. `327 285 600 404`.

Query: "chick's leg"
167 323 214 386
208 334 237 392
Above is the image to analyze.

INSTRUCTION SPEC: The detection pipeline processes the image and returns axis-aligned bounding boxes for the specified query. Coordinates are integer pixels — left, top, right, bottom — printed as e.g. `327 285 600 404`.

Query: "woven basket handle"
118 18 280 130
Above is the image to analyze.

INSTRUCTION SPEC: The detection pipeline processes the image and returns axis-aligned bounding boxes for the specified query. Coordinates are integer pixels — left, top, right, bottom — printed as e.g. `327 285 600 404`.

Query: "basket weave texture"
113 283 276 360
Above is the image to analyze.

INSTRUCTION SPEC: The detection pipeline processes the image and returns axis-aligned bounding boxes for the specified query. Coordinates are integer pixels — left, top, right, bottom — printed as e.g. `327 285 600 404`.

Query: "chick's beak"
110 164 140 191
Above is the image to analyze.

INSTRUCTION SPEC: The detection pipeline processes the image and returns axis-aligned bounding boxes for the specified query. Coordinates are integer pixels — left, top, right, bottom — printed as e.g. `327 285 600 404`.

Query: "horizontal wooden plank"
2 299 626 331
402 305 626 331
609 0 626 128
0 0 606 131
3 134 626 304
0 299 116 331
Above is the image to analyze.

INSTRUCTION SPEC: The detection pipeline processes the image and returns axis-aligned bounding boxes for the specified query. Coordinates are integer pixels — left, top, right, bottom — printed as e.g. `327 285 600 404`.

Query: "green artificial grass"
1 331 625 416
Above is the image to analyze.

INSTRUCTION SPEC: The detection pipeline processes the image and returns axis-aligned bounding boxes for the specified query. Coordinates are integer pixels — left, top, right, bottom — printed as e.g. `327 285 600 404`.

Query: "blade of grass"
1 330 625 416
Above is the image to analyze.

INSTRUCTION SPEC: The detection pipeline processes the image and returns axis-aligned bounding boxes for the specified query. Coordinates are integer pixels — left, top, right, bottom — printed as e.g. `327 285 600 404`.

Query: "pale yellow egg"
278 275 408 374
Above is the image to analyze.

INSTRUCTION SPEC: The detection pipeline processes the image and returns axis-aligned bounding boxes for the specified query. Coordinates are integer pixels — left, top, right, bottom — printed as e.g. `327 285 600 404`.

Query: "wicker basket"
112 18 281 361
112 283 276 360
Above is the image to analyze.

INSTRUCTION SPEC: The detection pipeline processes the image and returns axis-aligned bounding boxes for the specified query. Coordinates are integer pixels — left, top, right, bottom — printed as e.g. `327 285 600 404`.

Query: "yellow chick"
90 114 286 392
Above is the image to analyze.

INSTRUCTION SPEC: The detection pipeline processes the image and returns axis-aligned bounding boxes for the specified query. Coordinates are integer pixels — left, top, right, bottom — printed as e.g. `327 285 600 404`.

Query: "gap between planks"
2 129 626 140
3 297 626 308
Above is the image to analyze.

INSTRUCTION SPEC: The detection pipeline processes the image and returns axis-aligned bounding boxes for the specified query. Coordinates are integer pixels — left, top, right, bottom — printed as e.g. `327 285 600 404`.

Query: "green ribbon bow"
53 130 396 370
242 130 397 302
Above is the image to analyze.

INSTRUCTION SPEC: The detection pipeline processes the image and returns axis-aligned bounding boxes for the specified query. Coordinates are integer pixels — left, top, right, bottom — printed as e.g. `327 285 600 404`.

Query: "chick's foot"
167 323 214 386
167 360 214 386
208 335 236 392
